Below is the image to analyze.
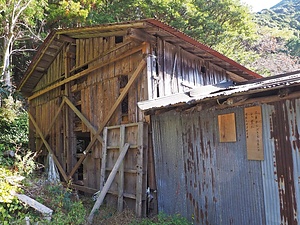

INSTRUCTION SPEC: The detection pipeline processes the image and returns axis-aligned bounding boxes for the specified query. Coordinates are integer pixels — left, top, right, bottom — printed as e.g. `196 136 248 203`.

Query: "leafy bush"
0 167 25 224
0 95 28 151
38 185 87 225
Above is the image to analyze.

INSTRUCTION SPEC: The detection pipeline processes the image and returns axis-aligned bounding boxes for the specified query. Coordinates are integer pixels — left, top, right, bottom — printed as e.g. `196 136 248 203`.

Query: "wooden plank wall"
30 48 68 169
34 51 65 94
71 35 147 189
153 38 228 99
30 97 64 167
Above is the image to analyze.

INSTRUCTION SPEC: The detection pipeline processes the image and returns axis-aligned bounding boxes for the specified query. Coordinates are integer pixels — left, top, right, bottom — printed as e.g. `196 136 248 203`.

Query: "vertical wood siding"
151 38 228 99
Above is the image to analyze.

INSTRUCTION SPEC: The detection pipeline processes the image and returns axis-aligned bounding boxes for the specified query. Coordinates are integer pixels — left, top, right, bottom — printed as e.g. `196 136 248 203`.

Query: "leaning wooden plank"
68 59 146 178
87 143 130 225
28 113 68 182
15 194 53 221
28 43 145 101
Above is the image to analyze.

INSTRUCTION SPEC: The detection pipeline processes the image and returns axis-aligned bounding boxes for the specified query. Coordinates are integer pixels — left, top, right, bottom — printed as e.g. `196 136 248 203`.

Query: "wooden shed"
18 19 261 216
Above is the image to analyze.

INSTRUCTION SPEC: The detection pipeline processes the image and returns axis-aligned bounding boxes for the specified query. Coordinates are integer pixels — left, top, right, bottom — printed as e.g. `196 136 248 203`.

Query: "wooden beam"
28 43 145 101
63 96 104 145
72 30 127 39
15 194 53 221
118 125 125 212
87 143 130 225
34 99 65 158
136 123 145 217
64 43 74 175
70 40 131 74
68 58 146 178
57 34 75 43
56 22 147 35
99 127 108 190
28 112 68 182
67 183 98 194
128 28 156 44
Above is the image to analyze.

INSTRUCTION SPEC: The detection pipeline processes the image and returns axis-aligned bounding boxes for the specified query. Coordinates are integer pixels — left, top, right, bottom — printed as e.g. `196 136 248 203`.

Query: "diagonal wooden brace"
64 96 104 145
68 58 146 179
28 112 68 182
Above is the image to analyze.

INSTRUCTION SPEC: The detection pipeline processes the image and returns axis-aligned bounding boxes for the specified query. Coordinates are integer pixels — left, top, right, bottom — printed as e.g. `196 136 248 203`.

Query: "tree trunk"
1 21 13 88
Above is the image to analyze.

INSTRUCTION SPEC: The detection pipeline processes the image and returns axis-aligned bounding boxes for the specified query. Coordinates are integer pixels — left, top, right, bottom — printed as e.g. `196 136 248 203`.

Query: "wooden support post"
64 43 75 174
136 122 144 217
99 127 108 190
118 125 125 212
28 113 69 182
87 143 130 225
68 59 146 178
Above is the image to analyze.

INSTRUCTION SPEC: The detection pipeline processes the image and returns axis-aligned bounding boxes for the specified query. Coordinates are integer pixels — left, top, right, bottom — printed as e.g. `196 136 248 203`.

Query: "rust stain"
271 101 298 224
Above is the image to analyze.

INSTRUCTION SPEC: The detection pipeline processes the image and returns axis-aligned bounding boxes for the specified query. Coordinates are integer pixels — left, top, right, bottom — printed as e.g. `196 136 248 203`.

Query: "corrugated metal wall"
262 100 300 225
152 98 300 225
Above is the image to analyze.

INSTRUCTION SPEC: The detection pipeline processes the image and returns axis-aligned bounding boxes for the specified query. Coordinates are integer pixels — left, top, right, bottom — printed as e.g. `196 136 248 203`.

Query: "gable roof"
18 19 262 95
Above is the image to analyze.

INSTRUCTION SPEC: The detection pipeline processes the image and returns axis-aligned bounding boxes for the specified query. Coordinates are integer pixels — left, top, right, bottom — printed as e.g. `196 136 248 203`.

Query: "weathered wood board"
101 122 148 217
244 106 264 160
218 113 237 142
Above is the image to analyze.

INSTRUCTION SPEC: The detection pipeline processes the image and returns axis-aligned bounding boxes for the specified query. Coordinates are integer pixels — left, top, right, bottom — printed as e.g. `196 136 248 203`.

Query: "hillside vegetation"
247 0 300 75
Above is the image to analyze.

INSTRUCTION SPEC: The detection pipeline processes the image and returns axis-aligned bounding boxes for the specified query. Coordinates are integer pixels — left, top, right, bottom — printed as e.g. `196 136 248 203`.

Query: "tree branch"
12 0 34 26
16 22 43 41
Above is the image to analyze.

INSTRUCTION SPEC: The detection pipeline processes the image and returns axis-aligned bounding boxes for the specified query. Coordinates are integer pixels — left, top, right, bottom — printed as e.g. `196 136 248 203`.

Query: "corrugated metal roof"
138 70 300 111
18 19 262 95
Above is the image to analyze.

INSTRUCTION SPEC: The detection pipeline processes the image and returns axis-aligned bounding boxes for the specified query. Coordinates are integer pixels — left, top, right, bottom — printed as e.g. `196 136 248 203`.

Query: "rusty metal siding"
152 100 300 224
152 107 265 225
180 112 219 224
261 104 281 224
152 111 188 217
261 100 300 225
215 108 265 225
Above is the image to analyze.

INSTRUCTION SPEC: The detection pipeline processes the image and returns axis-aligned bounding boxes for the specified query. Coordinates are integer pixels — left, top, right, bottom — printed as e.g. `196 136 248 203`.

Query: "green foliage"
0 167 86 224
15 151 36 177
0 96 28 150
286 37 300 57
130 212 192 225
0 0 47 87
39 185 86 225
47 0 94 28
0 167 25 223
84 0 259 65
0 0 46 30
87 0 257 50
